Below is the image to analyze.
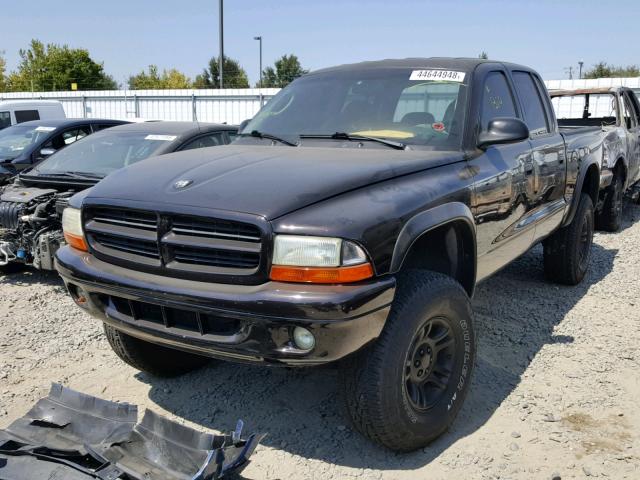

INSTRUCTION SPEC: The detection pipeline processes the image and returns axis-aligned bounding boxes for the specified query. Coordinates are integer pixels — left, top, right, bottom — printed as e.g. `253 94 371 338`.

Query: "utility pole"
565 66 574 80
578 61 584 79
254 36 263 88
218 0 224 88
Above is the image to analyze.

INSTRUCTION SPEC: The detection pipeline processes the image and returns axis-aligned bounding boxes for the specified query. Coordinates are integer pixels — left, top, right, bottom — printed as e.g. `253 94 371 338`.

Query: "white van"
0 100 66 130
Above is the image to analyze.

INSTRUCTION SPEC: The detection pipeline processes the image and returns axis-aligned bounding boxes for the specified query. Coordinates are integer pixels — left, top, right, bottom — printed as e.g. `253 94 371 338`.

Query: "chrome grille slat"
171 227 260 242
92 217 158 230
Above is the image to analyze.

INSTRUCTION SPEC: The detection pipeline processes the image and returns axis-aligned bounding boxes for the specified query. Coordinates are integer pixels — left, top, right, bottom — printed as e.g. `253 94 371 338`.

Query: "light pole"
218 0 224 88
578 61 584 79
254 36 263 88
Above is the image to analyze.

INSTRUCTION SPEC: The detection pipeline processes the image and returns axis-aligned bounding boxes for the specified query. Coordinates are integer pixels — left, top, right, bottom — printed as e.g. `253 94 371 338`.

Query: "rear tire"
340 271 476 452
596 173 624 232
543 192 594 285
104 324 210 377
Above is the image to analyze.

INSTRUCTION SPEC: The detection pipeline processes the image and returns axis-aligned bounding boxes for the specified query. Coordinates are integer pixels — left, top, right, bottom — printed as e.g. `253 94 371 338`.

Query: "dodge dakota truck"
550 87 640 231
0 122 237 270
55 58 602 451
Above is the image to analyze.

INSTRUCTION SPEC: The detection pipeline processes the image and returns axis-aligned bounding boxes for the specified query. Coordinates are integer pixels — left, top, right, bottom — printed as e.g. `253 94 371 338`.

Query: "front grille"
103 294 241 337
84 206 265 282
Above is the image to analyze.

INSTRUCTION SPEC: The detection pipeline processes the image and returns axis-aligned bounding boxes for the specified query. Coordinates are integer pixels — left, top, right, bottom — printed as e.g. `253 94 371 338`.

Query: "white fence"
0 88 281 125
3 78 640 125
544 77 640 90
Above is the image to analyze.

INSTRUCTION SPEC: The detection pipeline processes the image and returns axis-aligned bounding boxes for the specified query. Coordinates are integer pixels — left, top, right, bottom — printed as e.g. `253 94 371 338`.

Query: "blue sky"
2 0 639 86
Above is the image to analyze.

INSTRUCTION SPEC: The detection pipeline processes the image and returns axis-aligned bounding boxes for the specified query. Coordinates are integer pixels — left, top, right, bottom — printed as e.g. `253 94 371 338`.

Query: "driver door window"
480 72 518 131
43 127 91 151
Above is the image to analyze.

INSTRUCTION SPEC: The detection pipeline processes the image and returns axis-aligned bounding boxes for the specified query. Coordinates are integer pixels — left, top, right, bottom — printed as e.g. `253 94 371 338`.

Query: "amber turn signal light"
64 232 88 252
270 263 374 284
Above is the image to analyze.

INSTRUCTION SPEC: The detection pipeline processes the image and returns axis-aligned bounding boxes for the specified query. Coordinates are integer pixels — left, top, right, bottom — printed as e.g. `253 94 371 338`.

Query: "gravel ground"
1 203 639 480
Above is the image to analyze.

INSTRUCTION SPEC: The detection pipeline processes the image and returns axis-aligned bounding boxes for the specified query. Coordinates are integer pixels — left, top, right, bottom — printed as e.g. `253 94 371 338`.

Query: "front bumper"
55 246 395 366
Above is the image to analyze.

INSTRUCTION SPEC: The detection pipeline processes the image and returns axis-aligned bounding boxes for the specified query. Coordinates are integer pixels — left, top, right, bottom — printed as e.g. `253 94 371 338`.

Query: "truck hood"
86 145 465 219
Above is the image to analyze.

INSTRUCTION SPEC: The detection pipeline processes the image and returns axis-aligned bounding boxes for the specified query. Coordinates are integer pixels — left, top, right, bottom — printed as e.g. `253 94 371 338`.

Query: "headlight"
62 207 88 251
270 235 373 284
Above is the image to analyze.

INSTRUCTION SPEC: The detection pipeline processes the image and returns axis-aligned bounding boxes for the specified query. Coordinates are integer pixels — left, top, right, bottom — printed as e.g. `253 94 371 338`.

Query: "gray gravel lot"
1 203 639 479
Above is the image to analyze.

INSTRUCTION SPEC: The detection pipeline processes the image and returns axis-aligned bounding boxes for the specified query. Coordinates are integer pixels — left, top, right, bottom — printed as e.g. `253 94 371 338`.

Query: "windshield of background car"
243 67 469 148
32 131 176 177
0 124 55 160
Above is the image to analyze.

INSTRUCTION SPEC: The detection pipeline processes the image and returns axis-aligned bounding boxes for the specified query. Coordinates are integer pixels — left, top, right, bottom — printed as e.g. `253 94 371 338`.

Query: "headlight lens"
62 207 88 251
270 235 372 283
273 235 342 267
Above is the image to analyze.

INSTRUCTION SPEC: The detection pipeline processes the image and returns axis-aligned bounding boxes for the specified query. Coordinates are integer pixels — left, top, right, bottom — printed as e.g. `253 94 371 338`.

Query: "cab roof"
105 121 236 136
12 118 124 129
310 57 528 75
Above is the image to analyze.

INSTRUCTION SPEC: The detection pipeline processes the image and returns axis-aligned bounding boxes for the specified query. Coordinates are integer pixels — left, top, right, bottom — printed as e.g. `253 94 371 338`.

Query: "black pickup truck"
55 58 602 452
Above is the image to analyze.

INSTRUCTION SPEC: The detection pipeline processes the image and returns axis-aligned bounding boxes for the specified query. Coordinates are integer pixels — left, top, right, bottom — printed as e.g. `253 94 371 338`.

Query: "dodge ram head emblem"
173 179 193 189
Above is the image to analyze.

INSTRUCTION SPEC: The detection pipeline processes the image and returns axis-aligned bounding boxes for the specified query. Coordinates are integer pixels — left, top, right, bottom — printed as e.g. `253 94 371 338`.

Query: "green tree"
259 54 308 88
129 65 192 89
193 55 249 88
584 62 640 79
0 51 7 92
478 51 489 60
7 39 116 91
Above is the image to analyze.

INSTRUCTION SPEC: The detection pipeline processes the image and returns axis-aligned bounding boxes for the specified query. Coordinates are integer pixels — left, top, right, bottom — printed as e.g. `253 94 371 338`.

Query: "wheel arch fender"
390 202 477 297
563 158 600 227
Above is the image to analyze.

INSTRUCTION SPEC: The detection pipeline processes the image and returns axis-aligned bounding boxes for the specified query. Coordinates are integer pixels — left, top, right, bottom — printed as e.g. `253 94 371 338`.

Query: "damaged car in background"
550 87 640 231
0 121 238 271
0 383 262 480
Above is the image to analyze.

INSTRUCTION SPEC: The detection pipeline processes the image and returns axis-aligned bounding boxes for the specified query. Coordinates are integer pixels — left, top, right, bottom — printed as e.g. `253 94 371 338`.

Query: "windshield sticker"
34 126 56 132
145 134 177 141
410 70 466 82
432 122 446 132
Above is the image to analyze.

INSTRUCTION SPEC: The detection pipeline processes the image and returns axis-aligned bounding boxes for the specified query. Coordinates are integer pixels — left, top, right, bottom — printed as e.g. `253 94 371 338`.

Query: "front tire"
340 271 476 452
543 192 594 285
104 324 210 377
596 172 624 232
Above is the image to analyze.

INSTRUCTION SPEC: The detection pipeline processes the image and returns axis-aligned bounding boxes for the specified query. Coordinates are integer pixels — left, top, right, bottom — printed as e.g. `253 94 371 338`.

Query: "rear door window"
480 71 518 131
14 110 40 123
0 112 10 129
179 132 225 151
512 71 549 136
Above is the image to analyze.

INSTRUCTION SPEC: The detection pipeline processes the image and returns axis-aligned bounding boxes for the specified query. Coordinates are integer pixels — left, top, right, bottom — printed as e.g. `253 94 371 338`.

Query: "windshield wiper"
300 132 407 150
240 130 299 147
32 171 104 180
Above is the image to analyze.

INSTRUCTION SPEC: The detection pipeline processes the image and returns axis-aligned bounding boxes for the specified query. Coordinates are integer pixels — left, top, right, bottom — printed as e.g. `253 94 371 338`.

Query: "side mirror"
238 119 251 133
39 148 56 157
477 118 529 149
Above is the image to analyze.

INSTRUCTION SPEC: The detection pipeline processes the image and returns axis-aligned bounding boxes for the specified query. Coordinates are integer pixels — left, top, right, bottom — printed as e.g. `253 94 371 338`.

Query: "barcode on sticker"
35 126 56 132
145 134 177 141
410 70 466 82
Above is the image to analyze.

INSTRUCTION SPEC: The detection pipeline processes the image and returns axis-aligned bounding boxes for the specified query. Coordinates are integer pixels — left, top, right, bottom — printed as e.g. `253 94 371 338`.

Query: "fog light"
293 327 315 350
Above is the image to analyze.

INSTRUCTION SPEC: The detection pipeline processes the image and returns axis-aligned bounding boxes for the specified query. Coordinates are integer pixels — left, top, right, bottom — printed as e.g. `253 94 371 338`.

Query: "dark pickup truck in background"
56 58 602 451
550 87 640 231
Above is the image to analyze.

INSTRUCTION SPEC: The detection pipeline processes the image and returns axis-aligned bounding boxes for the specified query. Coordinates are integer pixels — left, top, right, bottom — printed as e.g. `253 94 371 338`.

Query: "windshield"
243 68 469 148
0 124 55 160
31 131 175 177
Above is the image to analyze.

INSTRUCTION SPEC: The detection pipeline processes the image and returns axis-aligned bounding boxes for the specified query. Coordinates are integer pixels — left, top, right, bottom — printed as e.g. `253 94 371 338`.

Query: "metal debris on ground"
0 383 263 479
